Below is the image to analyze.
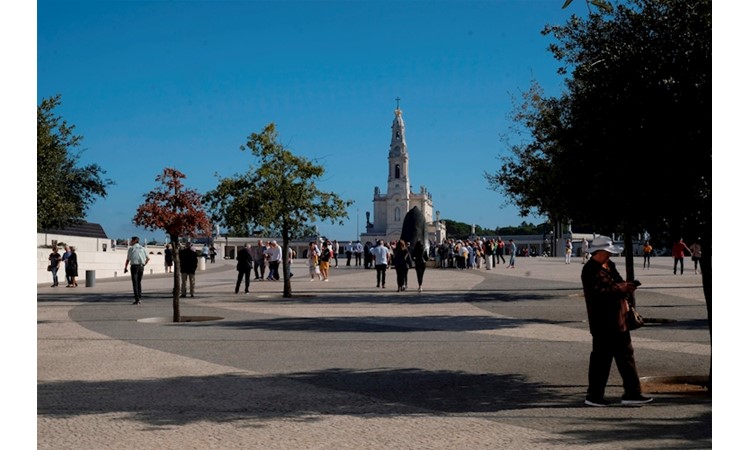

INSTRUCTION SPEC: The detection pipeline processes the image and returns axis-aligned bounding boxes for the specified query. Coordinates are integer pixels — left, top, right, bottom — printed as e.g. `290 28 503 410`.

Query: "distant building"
37 221 111 253
360 104 445 245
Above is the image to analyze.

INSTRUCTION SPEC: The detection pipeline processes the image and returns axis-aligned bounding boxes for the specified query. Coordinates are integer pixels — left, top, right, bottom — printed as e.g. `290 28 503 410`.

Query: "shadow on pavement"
197 315 572 333
38 368 710 448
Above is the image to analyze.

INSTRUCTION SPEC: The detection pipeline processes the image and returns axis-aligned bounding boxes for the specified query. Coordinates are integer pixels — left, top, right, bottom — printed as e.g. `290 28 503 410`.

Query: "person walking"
345 241 353 266
65 246 79 288
484 239 494 270
506 239 517 268
319 241 332 281
671 238 691 275
164 244 173 273
307 241 322 281
264 240 282 281
370 240 391 289
412 240 429 292
332 240 339 268
565 239 573 264
689 239 702 274
179 243 198 298
392 239 412 292
581 238 590 264
581 236 652 407
48 246 62 287
124 236 150 304
496 238 506 265
252 240 266 280
235 243 253 294
354 241 364 266
62 245 73 287
642 241 653 269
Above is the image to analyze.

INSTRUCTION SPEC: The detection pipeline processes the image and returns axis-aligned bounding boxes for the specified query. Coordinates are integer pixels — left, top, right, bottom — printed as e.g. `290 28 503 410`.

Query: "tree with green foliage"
37 95 113 230
204 123 352 298
486 0 711 335
134 168 212 322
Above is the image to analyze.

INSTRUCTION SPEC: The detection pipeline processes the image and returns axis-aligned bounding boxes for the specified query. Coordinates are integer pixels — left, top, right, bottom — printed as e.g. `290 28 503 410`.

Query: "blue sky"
35 0 596 242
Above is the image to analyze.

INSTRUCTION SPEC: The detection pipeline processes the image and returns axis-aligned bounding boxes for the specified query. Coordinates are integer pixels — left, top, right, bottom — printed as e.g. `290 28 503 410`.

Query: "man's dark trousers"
236 269 251 293
588 331 641 399
130 264 144 301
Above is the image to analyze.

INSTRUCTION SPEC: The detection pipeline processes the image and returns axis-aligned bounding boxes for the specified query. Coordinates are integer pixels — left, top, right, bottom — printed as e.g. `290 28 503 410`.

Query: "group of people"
123 237 200 304
641 238 702 274
306 240 334 281
432 238 517 270
363 239 429 292
47 244 79 288
234 240 297 294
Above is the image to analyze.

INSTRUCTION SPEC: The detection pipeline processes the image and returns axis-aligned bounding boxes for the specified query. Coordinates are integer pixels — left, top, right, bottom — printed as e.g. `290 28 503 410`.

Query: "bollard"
85 270 96 287
198 257 206 271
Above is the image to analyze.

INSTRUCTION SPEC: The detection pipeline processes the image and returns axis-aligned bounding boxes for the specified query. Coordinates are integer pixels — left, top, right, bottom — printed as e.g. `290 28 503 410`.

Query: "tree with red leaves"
134 168 212 322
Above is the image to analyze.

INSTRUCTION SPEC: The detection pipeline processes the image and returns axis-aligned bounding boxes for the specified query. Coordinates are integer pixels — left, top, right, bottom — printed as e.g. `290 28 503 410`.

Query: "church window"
395 164 401 179
395 207 401 222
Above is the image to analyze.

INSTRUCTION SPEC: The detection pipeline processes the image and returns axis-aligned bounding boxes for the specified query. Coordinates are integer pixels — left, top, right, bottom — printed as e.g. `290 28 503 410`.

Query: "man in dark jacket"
235 243 253 294
581 236 652 407
179 243 199 298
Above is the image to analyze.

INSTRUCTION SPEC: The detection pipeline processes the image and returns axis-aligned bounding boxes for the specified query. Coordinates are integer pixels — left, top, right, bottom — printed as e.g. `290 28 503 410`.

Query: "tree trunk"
624 230 635 282
170 233 181 322
282 227 292 298
701 223 711 390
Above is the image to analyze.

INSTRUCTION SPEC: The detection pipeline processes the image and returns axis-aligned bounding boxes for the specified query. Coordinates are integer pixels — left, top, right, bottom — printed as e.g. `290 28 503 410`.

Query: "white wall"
37 246 166 284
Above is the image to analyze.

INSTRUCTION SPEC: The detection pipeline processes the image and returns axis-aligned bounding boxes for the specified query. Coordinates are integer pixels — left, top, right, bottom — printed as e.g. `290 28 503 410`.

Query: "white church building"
360 104 445 246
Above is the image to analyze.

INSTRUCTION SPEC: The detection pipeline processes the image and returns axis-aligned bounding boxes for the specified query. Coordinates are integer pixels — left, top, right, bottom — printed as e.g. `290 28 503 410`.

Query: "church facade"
360 105 445 246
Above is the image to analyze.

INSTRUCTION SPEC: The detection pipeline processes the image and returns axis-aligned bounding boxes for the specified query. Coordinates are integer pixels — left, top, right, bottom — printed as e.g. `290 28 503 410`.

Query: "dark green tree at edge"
37 95 113 230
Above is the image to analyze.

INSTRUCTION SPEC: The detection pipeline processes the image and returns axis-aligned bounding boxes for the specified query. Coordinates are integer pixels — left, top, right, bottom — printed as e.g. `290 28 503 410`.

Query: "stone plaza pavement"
37 255 711 449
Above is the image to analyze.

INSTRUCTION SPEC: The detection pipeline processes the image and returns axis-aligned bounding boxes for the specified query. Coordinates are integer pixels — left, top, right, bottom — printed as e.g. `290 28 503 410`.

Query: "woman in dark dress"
66 246 79 287
164 244 174 273
412 240 429 293
392 239 413 292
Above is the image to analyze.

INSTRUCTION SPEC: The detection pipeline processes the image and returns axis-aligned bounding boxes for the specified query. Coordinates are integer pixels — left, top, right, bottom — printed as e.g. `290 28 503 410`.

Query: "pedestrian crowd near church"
49 233 702 305
431 237 519 270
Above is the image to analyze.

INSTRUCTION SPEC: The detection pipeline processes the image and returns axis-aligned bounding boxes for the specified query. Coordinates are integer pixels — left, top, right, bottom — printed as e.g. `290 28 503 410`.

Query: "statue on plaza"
400 206 425 251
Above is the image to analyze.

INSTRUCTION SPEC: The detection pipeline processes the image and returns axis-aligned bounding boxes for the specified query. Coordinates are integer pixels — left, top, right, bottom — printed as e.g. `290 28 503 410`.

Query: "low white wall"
37 248 167 285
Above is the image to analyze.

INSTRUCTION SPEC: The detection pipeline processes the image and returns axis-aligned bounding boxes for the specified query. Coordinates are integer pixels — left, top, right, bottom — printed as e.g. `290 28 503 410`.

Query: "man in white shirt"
124 236 150 304
370 240 391 289
264 240 282 280
354 241 364 266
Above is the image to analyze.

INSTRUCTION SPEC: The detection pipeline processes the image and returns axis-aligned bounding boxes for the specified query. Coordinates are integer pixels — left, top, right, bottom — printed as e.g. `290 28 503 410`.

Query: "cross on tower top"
395 97 401 109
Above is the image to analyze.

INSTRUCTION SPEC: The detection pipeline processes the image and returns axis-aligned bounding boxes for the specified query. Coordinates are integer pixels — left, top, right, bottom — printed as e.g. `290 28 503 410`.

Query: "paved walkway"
38 256 710 449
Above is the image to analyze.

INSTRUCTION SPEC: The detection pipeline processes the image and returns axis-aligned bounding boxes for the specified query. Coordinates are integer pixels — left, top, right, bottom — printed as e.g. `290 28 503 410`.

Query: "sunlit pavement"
38 256 710 449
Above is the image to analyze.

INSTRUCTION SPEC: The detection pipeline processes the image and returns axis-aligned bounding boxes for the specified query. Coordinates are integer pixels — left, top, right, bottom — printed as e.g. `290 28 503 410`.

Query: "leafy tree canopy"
134 168 213 242
37 95 113 230
204 123 352 297
486 0 710 239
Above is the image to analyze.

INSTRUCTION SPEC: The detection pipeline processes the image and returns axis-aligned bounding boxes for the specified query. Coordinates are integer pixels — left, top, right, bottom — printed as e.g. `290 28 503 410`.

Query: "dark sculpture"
400 206 425 250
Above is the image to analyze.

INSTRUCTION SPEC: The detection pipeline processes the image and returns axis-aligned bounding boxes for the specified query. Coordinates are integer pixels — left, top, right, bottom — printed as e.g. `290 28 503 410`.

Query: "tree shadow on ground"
264 290 569 305
37 368 563 425
195 315 571 333
38 368 710 448
557 407 711 450
37 292 177 304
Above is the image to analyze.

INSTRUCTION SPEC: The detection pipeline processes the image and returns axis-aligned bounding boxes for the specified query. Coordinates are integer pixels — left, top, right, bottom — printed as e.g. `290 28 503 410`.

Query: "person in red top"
671 238 692 275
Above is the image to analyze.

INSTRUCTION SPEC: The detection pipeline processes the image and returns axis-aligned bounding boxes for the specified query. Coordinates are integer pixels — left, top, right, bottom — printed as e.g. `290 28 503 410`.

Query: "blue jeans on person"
268 261 280 280
51 267 59 286
130 264 144 300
